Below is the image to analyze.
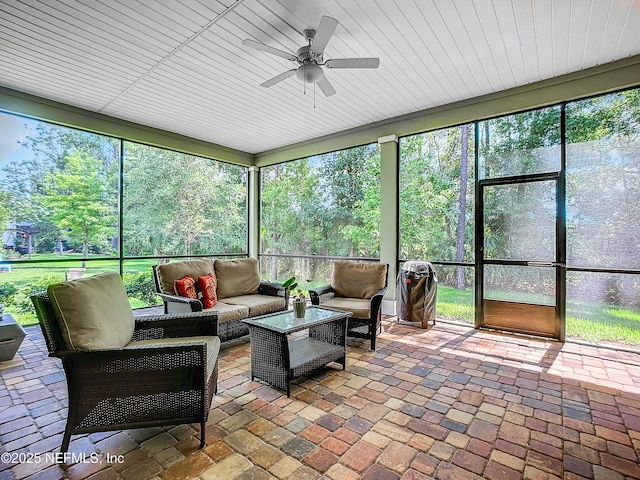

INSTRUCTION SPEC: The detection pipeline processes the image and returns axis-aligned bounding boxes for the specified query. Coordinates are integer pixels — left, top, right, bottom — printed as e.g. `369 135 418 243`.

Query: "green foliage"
123 271 159 306
1 119 247 261
0 191 9 232
260 144 381 282
399 125 475 266
11 274 62 314
0 282 18 304
41 152 116 260
2 123 120 252
122 143 247 256
282 276 298 291
339 149 381 256
261 159 327 258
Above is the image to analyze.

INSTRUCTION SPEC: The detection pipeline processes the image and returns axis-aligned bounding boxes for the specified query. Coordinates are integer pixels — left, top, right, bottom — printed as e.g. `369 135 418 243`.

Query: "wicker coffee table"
243 306 351 396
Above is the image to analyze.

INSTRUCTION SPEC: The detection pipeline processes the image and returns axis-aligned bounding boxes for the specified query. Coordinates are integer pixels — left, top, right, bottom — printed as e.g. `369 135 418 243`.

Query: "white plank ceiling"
1 0 640 155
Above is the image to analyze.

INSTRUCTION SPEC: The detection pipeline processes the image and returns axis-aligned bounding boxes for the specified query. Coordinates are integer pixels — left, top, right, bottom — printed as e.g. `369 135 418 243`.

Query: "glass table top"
243 306 351 334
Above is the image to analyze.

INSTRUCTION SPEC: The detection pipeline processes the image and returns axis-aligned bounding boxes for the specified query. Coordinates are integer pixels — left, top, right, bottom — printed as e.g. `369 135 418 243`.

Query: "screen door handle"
527 261 565 267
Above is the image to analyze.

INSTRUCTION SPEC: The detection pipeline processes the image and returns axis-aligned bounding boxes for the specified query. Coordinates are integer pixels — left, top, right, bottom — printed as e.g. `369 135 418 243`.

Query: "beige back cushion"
47 272 134 351
214 258 260 299
331 261 388 299
155 259 216 294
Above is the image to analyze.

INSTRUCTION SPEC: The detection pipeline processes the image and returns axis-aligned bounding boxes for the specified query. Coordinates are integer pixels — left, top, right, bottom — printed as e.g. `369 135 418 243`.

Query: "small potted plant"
283 276 307 318
292 293 307 318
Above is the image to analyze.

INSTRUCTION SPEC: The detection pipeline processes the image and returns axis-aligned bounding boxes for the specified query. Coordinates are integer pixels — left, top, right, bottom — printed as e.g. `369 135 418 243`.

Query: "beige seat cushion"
331 261 387 299
127 336 220 379
223 294 286 316
155 259 216 295
203 302 249 323
214 258 260 299
322 297 371 319
47 272 134 351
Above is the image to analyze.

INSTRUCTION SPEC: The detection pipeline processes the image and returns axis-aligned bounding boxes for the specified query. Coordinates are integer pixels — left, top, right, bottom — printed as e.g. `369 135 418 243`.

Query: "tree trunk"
82 229 89 268
269 164 281 281
456 125 469 289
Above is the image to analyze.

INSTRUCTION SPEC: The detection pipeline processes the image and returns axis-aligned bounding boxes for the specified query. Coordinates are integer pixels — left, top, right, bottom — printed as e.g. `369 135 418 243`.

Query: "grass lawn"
1 254 155 279
436 285 640 347
437 286 475 324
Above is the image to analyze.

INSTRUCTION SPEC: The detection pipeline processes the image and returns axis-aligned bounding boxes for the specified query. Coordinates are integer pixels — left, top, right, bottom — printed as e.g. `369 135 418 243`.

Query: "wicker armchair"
309 261 388 351
31 272 220 453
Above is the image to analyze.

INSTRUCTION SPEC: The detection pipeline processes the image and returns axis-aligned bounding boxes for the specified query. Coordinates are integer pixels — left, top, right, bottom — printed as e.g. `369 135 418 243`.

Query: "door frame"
474 111 567 341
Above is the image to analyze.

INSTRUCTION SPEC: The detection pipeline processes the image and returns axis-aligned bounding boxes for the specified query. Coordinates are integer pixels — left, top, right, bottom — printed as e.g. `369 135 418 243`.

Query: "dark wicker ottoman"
243 306 351 397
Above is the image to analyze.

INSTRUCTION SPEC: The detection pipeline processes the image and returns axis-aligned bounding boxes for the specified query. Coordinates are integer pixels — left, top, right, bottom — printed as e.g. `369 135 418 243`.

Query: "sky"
0 112 36 183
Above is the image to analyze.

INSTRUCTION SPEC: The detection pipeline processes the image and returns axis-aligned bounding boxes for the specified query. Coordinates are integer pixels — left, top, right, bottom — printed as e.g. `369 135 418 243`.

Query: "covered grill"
396 261 438 328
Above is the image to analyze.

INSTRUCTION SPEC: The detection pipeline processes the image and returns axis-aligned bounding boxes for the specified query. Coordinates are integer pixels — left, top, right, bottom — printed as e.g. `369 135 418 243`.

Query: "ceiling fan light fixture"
296 64 324 84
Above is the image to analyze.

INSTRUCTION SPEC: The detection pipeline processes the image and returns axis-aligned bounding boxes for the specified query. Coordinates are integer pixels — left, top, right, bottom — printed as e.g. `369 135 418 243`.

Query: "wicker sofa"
153 258 288 342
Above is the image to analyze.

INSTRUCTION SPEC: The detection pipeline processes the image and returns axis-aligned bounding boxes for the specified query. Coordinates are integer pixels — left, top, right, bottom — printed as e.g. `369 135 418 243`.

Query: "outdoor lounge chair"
31 272 220 453
309 261 388 350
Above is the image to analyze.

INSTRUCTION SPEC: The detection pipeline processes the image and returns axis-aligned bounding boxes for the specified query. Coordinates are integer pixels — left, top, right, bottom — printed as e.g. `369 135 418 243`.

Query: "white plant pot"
69 268 86 280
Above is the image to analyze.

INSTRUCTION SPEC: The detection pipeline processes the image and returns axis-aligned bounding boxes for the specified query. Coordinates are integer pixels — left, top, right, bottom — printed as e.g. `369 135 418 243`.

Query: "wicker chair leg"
200 421 206 448
60 426 72 453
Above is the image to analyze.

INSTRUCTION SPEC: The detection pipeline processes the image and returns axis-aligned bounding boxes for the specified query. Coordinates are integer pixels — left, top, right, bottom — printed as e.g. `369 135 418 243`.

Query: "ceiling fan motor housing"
296 45 314 63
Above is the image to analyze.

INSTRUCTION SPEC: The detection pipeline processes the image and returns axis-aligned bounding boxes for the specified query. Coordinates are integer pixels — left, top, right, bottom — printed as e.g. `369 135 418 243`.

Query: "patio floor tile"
1 318 640 479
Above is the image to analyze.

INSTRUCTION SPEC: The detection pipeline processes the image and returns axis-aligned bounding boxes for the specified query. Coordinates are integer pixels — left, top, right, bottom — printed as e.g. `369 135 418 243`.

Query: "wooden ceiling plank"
492 0 528 86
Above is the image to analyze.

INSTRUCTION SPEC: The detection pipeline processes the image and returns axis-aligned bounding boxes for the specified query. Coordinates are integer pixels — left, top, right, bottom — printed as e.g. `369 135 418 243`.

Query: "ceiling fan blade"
325 58 380 69
242 39 297 61
260 69 297 88
316 76 336 97
311 16 338 54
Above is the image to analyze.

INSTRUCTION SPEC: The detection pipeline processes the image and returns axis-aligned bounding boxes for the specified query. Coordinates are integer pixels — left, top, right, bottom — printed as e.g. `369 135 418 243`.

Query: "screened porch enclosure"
397 90 640 347
1 88 639 350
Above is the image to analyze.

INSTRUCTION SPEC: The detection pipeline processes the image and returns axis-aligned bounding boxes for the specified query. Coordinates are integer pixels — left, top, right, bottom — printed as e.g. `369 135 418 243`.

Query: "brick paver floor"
1 318 640 479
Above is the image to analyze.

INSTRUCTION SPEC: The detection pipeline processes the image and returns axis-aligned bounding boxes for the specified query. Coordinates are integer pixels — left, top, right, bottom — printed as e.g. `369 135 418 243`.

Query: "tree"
325 145 381 257
0 192 9 233
42 152 116 265
260 144 382 283
122 143 247 258
1 120 119 253
261 158 327 279
399 125 475 286
455 125 469 288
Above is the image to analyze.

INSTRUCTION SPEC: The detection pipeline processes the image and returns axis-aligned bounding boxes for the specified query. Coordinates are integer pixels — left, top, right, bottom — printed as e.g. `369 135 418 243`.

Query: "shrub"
14 275 63 314
123 271 159 306
0 282 18 305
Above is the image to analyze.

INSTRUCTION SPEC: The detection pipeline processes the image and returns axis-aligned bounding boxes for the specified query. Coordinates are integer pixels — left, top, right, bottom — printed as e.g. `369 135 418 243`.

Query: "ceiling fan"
242 16 380 97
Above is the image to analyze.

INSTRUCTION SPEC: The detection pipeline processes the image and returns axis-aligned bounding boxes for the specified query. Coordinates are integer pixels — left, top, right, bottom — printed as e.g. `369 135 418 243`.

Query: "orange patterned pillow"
198 273 218 308
174 276 197 299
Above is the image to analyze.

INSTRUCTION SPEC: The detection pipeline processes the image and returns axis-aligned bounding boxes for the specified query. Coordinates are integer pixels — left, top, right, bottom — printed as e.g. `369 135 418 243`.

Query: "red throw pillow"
174 276 197 299
198 273 218 308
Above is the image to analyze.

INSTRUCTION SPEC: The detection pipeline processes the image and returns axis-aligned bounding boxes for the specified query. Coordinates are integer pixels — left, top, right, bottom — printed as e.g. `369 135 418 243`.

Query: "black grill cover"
396 261 438 327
